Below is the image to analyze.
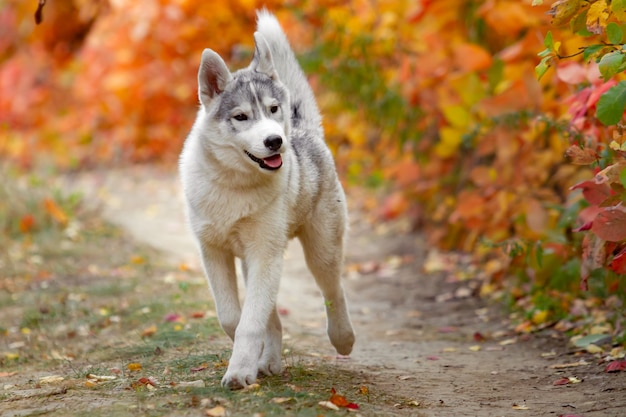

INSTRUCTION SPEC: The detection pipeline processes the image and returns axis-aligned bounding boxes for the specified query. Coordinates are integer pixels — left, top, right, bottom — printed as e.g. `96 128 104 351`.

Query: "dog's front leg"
221 255 282 389
200 245 240 340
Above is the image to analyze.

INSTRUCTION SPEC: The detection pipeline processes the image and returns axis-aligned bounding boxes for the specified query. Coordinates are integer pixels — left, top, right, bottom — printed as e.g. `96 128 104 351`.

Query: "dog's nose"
264 135 283 151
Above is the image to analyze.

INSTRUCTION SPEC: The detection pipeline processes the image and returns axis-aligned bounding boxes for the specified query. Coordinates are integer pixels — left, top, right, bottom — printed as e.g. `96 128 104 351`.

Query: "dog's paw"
329 324 355 356
258 354 282 376
221 367 257 390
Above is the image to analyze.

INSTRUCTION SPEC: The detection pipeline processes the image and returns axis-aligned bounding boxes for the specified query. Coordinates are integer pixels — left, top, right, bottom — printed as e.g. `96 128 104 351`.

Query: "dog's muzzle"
245 150 283 170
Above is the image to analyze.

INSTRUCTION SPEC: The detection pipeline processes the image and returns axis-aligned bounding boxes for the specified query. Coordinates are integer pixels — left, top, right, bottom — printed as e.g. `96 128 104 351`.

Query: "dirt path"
65 165 625 417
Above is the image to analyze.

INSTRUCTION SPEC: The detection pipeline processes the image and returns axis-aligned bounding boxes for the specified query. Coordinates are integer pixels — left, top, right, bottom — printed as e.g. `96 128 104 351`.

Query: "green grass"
0 167 415 416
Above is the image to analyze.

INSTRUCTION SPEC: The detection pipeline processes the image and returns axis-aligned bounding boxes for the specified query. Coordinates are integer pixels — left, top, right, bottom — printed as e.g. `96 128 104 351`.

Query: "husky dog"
179 10 355 389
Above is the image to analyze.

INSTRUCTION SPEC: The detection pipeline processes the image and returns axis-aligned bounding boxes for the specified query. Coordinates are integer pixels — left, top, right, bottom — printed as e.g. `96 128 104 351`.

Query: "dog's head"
196 33 290 173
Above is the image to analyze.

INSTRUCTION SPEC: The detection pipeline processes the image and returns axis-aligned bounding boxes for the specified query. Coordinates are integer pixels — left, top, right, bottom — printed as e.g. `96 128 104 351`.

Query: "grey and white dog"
179 10 355 389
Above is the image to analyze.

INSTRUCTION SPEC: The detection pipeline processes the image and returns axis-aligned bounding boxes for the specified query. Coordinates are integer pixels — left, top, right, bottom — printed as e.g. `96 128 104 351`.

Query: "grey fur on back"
255 10 322 137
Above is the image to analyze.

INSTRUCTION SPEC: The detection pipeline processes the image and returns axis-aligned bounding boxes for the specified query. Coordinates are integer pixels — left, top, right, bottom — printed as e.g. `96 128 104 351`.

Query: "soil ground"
2 164 625 416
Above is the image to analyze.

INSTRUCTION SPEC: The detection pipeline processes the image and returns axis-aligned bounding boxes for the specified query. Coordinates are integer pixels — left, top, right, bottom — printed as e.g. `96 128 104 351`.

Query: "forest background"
1 0 625 344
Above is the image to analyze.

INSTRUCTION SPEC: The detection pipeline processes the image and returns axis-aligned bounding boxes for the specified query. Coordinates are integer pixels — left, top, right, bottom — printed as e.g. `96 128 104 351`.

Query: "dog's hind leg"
299 218 355 356
200 245 240 340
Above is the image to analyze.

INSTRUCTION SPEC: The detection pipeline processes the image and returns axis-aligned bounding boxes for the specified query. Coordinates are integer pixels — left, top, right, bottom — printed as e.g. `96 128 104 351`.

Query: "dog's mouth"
244 150 283 170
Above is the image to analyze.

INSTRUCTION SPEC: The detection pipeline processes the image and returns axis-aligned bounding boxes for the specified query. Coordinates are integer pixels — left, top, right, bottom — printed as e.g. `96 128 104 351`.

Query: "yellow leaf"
442 105 471 128
127 363 142 371
39 375 65 384
547 0 584 26
205 405 226 417
531 309 549 325
130 255 145 265
587 0 609 35
469 345 482 352
586 343 604 354
434 127 464 158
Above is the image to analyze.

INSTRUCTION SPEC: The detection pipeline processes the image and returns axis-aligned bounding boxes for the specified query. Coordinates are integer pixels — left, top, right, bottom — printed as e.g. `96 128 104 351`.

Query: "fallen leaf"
512 403 529 410
44 198 68 226
39 375 64 384
190 311 205 319
473 332 487 342
359 385 369 395
190 363 209 373
164 313 182 322
86 374 117 381
319 400 340 410
469 345 482 352
0 372 18 377
206 405 226 417
586 344 604 354
550 360 590 369
141 325 157 337
499 338 517 346
271 397 294 404
572 333 611 348
127 363 142 371
176 380 205 388
553 377 570 386
605 359 626 372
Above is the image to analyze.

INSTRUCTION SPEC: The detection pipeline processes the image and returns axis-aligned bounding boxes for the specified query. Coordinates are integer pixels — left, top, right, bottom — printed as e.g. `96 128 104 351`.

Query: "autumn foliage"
1 1 625 326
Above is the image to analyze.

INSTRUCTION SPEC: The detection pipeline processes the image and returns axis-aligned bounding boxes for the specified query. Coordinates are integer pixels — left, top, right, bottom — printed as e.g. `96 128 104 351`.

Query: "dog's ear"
198 49 233 106
252 32 278 79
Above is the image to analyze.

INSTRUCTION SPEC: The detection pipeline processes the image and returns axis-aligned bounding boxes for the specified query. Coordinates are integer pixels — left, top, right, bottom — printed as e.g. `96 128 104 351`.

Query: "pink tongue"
263 154 282 168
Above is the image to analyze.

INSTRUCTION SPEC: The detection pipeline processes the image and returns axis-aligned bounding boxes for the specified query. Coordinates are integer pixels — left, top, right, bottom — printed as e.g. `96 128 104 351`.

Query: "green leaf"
570 8 590 34
544 31 554 50
620 167 626 188
598 51 625 80
607 22 623 44
535 56 551 80
583 44 605 61
596 81 626 126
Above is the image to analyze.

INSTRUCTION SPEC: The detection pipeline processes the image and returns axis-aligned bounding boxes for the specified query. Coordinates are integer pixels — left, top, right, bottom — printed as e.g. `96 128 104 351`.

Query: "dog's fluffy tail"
256 10 322 136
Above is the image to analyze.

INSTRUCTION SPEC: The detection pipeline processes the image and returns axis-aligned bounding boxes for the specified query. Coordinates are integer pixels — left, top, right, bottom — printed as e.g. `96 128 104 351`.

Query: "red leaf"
591 207 626 242
605 360 626 373
163 313 182 322
580 233 606 291
609 247 626 274
346 402 360 409
473 332 486 342
570 180 611 205
553 377 570 386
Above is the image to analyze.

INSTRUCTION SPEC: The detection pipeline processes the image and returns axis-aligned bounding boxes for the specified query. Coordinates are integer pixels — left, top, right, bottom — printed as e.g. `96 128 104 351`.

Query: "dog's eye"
233 114 248 121
270 105 279 114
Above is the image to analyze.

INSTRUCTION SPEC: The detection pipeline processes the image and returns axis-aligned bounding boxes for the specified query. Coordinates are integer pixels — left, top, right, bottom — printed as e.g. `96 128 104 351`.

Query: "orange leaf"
141 325 157 338
43 198 68 226
19 214 36 233
330 393 349 407
565 145 598 165
127 363 142 371
453 43 492 72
